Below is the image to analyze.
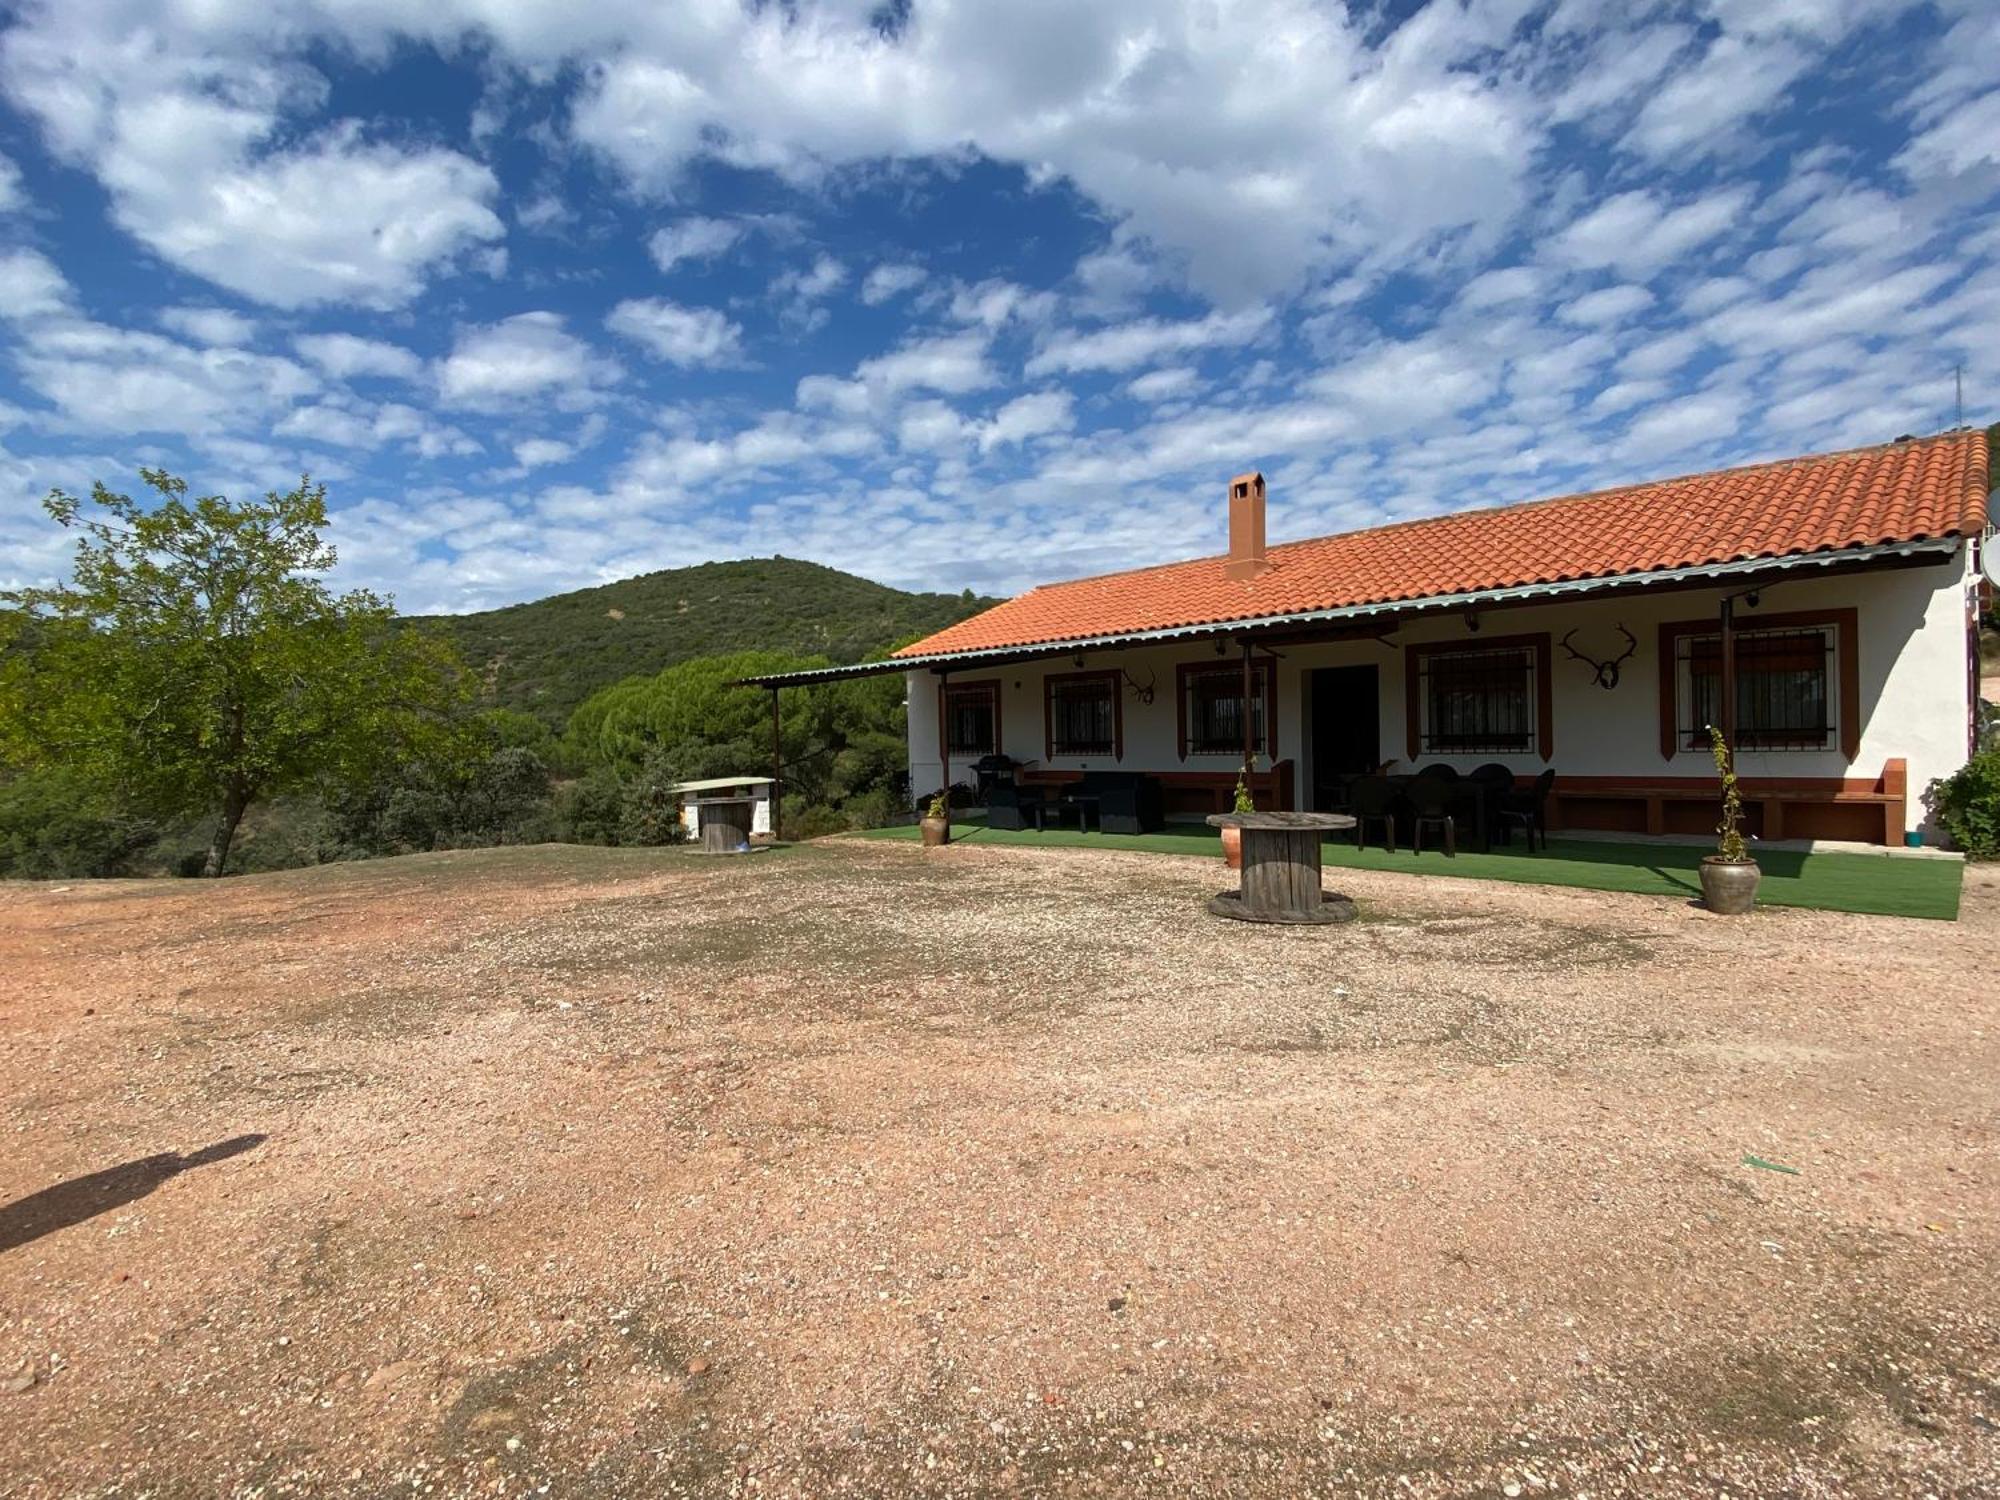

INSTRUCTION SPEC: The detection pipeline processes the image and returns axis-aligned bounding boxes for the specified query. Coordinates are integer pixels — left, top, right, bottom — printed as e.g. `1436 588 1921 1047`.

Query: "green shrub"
619 747 691 846
1931 746 2000 859
792 803 849 840
841 787 903 829
0 768 160 877
555 770 626 845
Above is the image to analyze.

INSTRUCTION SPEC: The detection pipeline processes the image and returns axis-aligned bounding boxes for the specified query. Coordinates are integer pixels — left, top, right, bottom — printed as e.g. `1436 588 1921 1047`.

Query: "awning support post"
1240 639 1256 784
769 686 783 841
935 667 951 842
1719 594 1736 756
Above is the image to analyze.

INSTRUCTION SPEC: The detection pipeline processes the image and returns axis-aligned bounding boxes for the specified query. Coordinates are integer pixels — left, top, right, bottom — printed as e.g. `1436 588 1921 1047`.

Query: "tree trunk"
202 782 250 877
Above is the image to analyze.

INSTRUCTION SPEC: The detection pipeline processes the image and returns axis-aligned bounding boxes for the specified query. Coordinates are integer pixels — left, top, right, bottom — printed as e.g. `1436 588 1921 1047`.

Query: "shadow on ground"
0 1134 266 1255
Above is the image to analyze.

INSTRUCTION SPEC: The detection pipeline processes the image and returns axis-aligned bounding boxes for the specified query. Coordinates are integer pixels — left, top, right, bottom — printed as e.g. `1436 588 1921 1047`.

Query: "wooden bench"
1546 760 1906 846
1022 761 1296 820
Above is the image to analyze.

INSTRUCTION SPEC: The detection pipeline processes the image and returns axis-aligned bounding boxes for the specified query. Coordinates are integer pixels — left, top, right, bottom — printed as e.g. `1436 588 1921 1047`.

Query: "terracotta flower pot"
920 815 949 848
1699 856 1760 915
1221 825 1242 871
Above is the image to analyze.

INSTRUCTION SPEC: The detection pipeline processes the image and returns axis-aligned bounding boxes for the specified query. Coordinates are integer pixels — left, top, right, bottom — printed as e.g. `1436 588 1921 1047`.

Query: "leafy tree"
0 471 467 876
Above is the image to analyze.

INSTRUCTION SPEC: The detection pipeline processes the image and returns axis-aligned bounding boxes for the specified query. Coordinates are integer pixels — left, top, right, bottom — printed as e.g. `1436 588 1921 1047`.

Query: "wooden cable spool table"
1205 811 1358 924
691 796 758 854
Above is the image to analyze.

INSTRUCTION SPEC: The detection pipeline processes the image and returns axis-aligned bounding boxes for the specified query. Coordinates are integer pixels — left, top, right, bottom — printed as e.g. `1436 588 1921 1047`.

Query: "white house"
747 431 1990 846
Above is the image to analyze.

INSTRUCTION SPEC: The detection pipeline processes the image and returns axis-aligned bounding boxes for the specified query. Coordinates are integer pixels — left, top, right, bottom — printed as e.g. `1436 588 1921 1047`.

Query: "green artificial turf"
856 816 1963 920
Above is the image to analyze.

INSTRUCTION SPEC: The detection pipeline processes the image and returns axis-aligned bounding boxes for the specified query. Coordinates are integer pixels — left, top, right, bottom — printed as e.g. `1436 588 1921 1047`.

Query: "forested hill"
407 557 998 725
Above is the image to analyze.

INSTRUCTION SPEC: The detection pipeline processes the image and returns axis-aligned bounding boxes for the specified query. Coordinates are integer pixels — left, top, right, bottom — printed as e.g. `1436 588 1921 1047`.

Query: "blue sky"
0 0 1993 614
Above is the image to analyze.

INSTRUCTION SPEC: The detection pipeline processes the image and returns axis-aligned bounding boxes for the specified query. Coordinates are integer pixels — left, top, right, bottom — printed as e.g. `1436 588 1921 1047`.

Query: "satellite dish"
1984 528 2000 590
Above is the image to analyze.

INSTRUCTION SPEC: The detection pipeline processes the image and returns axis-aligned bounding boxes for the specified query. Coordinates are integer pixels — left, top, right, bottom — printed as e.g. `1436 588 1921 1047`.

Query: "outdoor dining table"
1205 811 1358 924
1382 774 1495 852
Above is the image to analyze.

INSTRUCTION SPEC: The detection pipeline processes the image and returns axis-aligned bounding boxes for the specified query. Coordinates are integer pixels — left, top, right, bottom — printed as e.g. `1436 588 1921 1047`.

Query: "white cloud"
605 298 746 367
1619 391 1743 461
1126 367 1200 403
1622 35 1810 161
647 215 743 272
514 437 575 469
1898 88 2000 180
979 390 1073 451
949 279 1058 329
798 331 999 414
13 318 317 438
1027 308 1273 375
1557 285 1655 325
437 312 616 409
0 151 23 213
0 18 504 308
861 262 927 305
1310 334 1501 435
1553 187 1750 275
552 0 1540 301
294 332 425 382
159 306 256 346
774 253 847 301
0 248 73 320
1457 266 1543 308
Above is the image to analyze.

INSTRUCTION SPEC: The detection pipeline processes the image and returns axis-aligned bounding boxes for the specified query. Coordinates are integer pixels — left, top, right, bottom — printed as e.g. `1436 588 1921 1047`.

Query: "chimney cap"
1229 471 1266 499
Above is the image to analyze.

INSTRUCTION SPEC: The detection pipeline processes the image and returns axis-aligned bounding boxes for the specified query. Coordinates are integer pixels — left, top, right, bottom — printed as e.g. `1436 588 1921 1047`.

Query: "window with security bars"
1181 664 1272 755
1045 673 1119 757
1676 626 1834 750
943 683 997 755
1419 645 1534 753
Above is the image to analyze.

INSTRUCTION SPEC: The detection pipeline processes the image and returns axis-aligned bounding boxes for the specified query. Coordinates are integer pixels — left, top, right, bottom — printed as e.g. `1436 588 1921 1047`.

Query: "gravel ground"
1 839 1996 1499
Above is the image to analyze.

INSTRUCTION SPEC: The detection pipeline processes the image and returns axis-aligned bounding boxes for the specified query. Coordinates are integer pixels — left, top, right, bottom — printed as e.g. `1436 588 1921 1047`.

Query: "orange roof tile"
897 431 1990 660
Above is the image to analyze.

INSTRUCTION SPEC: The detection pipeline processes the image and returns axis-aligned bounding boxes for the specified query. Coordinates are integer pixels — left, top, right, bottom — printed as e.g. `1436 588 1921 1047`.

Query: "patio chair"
985 779 1047 832
1498 768 1556 853
1348 775 1397 853
1408 773 1457 857
1468 763 1516 845
1415 762 1460 782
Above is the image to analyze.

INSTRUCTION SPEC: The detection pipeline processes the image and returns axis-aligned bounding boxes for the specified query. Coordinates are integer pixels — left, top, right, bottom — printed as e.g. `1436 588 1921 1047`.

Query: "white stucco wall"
908 548 1979 836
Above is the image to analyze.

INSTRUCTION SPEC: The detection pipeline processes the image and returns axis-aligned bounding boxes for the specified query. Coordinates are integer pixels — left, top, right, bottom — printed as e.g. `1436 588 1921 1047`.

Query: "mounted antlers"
1560 624 1637 689
1122 668 1157 705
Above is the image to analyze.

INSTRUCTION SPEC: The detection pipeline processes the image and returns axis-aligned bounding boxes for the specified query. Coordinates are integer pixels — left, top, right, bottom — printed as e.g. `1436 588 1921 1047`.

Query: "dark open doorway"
1309 665 1381 810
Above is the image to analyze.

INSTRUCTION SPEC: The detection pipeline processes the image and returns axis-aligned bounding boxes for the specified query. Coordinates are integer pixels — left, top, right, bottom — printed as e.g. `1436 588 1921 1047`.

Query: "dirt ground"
1 840 1997 1499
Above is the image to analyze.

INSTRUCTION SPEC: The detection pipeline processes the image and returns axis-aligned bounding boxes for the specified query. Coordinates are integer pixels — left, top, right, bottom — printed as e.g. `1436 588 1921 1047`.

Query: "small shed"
672 776 775 840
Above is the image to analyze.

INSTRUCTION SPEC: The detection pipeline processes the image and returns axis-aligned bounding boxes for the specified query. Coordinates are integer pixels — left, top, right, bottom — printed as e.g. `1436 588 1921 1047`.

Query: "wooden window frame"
1656 607 1858 762
943 678 1002 758
1043 669 1123 761
1175 658 1279 760
1405 633 1554 762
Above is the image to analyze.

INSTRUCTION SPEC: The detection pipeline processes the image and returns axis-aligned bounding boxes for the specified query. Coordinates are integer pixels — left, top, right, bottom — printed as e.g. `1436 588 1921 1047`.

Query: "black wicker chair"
985 780 1047 831
1497 768 1556 852
1348 775 1397 853
1408 773 1457 856
1067 771 1163 834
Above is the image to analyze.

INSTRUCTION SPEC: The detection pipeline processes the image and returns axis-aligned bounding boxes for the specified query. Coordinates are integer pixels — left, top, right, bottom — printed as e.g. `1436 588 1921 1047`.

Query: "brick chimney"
1225 471 1268 581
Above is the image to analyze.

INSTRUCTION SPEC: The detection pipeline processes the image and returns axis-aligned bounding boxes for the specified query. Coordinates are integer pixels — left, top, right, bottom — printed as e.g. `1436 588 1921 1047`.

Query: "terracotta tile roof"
897 430 1990 660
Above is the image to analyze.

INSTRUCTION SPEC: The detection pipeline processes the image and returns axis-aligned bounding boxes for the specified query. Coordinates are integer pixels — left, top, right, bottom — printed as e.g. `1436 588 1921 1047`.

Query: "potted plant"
920 789 950 848
1222 774 1254 871
1699 725 1760 914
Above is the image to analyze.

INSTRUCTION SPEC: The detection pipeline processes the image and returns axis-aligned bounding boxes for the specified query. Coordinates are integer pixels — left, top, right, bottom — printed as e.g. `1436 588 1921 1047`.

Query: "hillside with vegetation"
409 557 995 726
2 486 1002 879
